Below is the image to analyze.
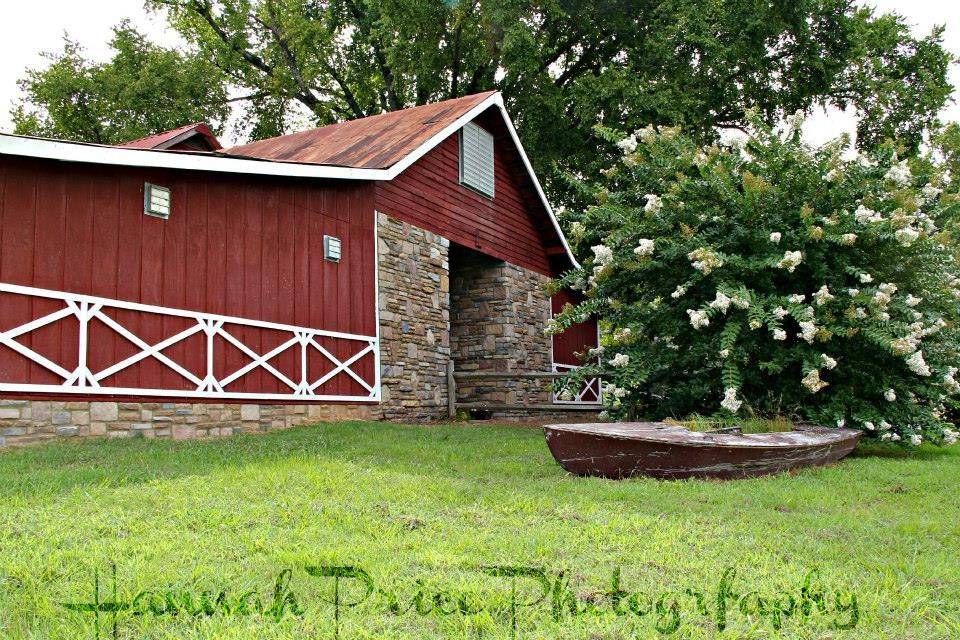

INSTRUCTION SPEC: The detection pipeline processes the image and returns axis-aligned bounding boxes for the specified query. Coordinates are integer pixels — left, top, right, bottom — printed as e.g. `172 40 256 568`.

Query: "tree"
10 1 954 199
12 22 230 145
550 117 959 445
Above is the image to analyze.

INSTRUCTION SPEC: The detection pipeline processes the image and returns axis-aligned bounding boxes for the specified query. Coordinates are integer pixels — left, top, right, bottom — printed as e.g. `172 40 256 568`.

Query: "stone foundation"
0 399 374 447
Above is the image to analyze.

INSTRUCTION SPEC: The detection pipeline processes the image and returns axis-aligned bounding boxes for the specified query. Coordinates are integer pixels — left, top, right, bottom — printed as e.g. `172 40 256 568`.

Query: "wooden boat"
543 422 862 480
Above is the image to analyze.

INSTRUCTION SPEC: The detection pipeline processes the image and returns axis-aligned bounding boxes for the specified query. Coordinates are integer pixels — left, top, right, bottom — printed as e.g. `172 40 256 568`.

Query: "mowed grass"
0 421 958 639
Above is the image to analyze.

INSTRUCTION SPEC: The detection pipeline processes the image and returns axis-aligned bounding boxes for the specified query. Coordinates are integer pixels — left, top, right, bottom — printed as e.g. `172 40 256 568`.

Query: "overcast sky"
0 0 956 147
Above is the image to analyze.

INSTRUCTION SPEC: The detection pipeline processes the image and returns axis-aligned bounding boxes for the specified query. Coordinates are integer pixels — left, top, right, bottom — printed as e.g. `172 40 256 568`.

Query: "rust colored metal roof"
225 91 497 169
118 123 222 151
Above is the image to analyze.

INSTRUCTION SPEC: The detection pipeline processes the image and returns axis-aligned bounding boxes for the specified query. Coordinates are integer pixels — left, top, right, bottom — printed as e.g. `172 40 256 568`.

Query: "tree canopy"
12 22 230 145
10 1 955 199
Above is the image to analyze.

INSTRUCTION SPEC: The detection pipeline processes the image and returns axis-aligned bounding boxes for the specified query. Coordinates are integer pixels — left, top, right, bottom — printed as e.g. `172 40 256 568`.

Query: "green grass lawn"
0 421 958 639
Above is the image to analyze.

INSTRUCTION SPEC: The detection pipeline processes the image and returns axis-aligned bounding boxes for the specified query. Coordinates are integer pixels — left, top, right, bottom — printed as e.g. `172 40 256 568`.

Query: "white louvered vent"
144 183 171 219
459 122 495 198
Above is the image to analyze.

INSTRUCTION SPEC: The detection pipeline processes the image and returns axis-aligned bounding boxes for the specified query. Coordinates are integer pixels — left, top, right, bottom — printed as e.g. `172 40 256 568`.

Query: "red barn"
0 91 599 446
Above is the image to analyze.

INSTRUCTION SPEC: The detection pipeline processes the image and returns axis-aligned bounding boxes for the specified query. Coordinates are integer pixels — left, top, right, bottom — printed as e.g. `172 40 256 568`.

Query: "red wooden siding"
551 289 599 366
0 156 377 401
375 110 568 278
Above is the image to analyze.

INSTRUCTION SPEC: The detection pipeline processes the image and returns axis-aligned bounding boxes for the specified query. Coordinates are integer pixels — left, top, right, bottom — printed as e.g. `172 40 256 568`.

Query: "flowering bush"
551 116 960 446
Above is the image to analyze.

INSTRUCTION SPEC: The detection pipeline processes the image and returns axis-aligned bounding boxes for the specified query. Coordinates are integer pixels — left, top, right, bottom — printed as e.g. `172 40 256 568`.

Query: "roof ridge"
223 89 499 159
119 122 206 146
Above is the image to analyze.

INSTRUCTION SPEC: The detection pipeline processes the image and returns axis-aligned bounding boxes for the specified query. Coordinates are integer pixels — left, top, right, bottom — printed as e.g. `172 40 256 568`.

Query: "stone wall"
376 211 451 421
449 245 558 418
0 399 373 447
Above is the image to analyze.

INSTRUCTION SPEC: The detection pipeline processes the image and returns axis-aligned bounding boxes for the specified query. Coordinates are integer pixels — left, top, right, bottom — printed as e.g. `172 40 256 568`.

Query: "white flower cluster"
591 243 613 266
841 233 857 246
609 353 630 368
613 327 632 343
709 291 731 312
644 194 663 215
769 232 782 244
884 159 912 186
821 354 837 369
569 221 585 237
616 135 638 154
895 227 920 246
921 183 943 201
671 285 687 299
603 382 630 399
634 238 656 257
905 294 922 307
890 336 919 356
590 243 614 282
884 388 896 402
944 428 958 446
772 328 787 341
854 204 883 224
687 308 710 329
544 319 562 336
873 282 897 307
802 369 828 393
813 285 834 306
720 387 742 413
798 320 818 344
905 350 931 377
944 368 960 394
776 250 803 273
688 248 723 274
637 125 658 144
787 294 805 304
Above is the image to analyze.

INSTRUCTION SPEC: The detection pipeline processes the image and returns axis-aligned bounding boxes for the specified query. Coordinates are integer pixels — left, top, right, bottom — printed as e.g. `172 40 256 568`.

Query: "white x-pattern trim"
0 282 380 402
552 363 603 405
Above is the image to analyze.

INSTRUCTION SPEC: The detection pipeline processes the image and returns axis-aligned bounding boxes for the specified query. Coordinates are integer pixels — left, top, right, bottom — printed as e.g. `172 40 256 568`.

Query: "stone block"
3 426 27 436
31 402 52 422
0 409 21 420
56 426 79 437
89 402 119 422
240 404 260 421
172 424 196 441
71 411 90 426
89 422 108 436
51 411 72 425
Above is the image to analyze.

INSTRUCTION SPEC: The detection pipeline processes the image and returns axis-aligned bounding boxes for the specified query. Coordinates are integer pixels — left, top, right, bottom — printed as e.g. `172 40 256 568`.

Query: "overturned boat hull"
544 422 861 480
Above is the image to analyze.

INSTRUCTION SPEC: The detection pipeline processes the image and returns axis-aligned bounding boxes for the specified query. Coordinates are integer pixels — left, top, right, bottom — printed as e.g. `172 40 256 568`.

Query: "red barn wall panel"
551 289 599 366
0 156 377 401
375 111 568 278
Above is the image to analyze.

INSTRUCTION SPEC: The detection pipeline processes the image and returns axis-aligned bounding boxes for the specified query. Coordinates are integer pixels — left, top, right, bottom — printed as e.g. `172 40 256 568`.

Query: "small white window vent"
459 122 495 198
324 235 342 262
144 183 171 219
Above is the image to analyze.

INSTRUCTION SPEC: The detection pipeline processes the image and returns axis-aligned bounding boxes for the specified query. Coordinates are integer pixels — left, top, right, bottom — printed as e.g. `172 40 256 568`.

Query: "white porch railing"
551 363 603 405
0 282 380 402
